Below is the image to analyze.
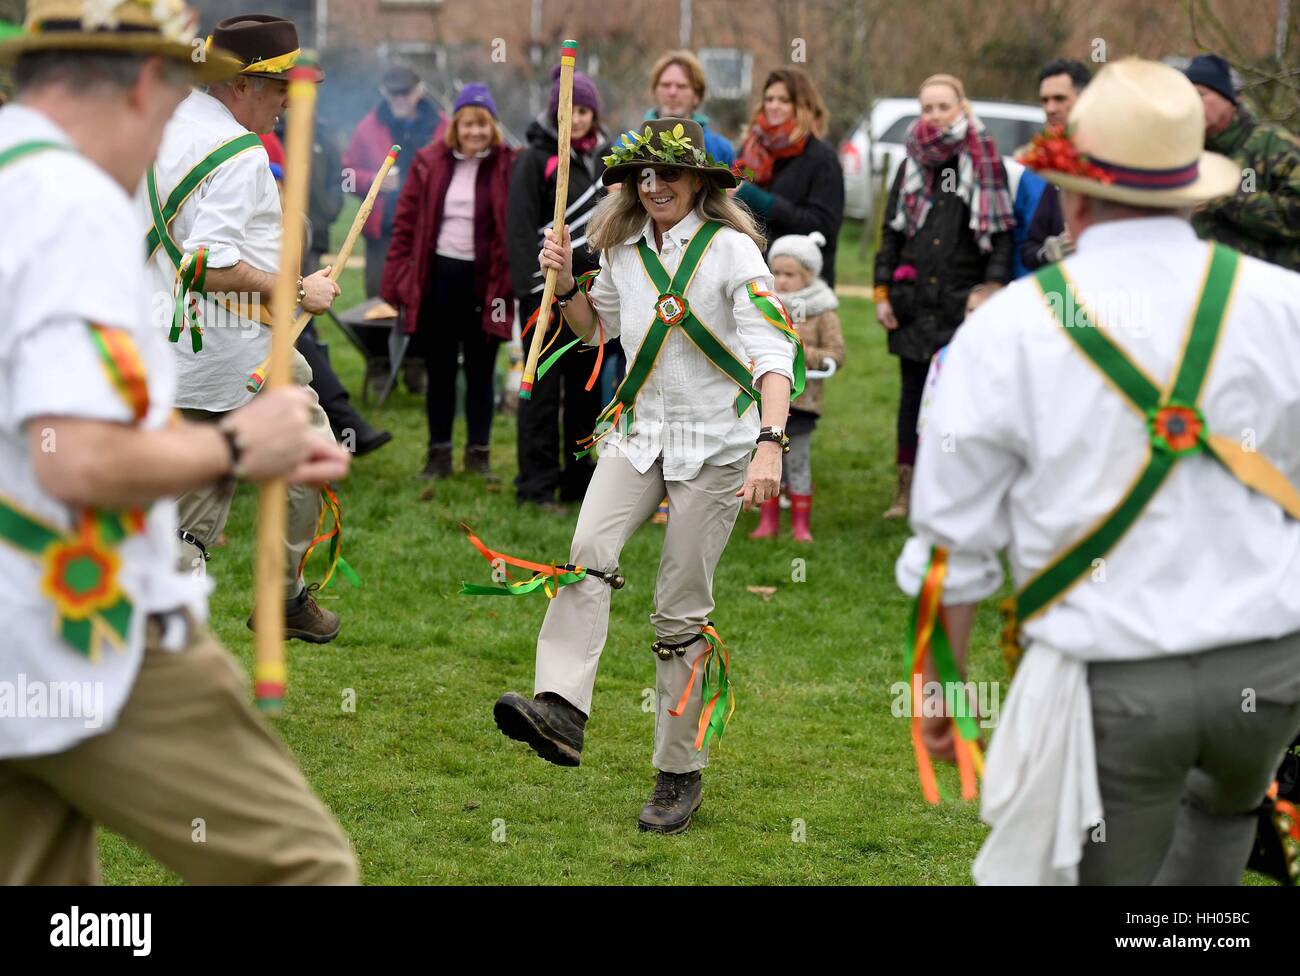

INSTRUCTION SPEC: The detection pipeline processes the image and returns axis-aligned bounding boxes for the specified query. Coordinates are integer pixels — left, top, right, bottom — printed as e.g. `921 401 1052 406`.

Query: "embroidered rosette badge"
40 537 124 623
655 293 688 326
1148 402 1206 457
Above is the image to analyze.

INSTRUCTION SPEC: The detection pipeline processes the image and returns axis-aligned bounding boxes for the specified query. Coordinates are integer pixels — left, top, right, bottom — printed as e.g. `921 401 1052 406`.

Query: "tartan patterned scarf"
890 113 1015 253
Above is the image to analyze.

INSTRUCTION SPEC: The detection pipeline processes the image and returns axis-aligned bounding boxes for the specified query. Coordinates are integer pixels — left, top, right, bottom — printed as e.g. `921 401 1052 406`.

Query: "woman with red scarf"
734 68 845 286
873 73 1015 519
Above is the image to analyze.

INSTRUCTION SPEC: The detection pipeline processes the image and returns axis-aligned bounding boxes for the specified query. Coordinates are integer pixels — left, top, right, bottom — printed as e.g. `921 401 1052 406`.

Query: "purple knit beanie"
548 66 600 119
454 83 498 118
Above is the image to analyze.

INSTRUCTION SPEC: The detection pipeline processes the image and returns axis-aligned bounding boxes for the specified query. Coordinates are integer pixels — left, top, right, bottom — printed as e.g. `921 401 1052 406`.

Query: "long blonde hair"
587 176 765 255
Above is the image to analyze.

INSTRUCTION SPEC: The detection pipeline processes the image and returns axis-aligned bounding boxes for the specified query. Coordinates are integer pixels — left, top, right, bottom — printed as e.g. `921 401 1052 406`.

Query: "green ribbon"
1016 244 1239 628
0 499 134 657
168 247 207 353
460 569 586 597
535 270 602 384
903 549 981 744
697 629 734 751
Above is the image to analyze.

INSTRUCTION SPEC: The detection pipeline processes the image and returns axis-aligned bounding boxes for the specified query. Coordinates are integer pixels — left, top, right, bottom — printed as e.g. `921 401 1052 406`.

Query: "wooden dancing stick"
246 145 402 393
520 39 578 399
252 58 320 716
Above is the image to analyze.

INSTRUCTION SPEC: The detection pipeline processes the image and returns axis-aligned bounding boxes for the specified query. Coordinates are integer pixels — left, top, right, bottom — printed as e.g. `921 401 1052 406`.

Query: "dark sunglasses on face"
637 167 686 185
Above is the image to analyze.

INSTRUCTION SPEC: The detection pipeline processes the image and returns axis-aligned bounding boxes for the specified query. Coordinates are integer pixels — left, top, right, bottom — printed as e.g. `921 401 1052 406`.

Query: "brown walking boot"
246 585 340 644
419 443 453 480
464 444 490 473
494 691 586 767
882 464 913 520
465 444 497 481
638 770 703 834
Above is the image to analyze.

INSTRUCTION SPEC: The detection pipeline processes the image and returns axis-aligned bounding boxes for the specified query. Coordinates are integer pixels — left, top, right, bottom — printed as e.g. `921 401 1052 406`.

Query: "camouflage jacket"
1193 110 1300 272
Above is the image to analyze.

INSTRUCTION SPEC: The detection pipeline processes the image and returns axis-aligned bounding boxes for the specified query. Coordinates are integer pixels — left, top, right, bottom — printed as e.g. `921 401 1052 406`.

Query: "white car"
839 98 1045 221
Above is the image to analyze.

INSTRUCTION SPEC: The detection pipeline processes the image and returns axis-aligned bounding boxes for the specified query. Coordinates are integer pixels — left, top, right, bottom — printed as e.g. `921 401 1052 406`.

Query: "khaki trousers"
176 350 329 599
0 621 358 884
535 453 748 774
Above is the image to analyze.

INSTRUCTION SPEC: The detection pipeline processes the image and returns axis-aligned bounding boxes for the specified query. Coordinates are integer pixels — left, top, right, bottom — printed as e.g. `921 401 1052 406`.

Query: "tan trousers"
176 350 329 600
0 621 358 884
535 453 748 774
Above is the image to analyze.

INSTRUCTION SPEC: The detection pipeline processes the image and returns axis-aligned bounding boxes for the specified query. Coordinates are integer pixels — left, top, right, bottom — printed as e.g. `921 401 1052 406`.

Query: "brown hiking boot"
420 443 453 480
638 770 703 834
247 585 340 644
464 444 496 477
493 691 586 767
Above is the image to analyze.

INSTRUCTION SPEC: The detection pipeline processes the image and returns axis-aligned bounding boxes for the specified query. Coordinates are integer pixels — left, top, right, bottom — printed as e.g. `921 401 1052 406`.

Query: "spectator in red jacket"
343 66 443 298
381 84 516 480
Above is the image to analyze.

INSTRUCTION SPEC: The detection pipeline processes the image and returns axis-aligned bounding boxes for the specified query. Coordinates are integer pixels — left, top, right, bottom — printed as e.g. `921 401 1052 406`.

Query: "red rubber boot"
749 496 780 539
790 491 813 542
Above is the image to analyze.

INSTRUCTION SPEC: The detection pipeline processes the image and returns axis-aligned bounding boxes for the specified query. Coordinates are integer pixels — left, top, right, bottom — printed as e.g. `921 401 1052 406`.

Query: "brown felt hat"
601 117 738 189
208 13 323 82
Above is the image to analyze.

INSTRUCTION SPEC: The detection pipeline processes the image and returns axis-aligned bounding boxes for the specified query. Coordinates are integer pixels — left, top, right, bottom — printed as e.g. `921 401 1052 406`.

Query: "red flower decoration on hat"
1017 125 1115 184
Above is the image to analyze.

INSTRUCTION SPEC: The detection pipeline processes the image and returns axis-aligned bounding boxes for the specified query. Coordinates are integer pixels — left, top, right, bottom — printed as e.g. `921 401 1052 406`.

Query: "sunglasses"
637 167 686 185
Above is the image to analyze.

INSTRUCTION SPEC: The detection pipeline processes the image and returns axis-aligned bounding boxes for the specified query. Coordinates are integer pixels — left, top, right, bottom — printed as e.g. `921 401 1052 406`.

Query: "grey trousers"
534 453 749 773
1079 630 1300 884
785 430 813 495
175 349 330 600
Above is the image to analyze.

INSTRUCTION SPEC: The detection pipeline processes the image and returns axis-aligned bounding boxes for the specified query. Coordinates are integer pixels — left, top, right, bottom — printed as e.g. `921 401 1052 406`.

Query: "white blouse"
581 210 796 481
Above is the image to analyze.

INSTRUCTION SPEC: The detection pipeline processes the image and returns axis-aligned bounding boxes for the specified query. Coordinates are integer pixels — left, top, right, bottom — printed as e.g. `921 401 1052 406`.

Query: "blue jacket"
643 109 735 165
1008 164 1046 279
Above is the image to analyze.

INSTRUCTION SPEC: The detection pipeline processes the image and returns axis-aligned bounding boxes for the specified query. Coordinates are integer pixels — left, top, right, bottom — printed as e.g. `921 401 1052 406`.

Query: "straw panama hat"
1030 57 1241 208
0 0 240 84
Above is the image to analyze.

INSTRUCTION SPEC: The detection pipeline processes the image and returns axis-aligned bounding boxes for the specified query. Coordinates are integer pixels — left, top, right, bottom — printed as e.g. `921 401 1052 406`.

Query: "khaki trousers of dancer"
175 350 329 599
0 620 358 884
535 452 749 774
1079 630 1300 884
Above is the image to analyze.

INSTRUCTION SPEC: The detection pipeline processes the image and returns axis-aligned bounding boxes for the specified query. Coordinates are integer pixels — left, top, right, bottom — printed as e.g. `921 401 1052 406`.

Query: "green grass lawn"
96 219 1276 885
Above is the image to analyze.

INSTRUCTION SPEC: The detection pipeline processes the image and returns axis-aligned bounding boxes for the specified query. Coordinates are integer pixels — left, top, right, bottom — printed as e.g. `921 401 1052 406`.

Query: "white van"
839 98 1045 221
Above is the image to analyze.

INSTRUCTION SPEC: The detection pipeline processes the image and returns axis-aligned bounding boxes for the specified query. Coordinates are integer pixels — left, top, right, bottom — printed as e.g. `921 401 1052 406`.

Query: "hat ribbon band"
204 36 300 74
1086 154 1200 189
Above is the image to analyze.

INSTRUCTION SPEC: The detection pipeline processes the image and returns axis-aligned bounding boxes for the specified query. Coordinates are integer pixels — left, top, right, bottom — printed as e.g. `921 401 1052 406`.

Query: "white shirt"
583 210 796 480
897 216 1300 661
141 91 282 413
0 106 208 759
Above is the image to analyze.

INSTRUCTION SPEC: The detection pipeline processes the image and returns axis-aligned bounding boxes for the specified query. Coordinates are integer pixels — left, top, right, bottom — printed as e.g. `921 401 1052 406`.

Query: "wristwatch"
756 426 790 453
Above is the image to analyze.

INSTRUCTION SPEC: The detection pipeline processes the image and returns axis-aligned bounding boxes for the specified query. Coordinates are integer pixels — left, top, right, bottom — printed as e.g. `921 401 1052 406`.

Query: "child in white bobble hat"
751 231 845 542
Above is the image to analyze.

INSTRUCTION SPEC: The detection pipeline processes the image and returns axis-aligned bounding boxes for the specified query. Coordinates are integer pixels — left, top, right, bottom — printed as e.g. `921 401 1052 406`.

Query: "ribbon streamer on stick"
252 58 321 716
246 144 402 393
519 39 578 400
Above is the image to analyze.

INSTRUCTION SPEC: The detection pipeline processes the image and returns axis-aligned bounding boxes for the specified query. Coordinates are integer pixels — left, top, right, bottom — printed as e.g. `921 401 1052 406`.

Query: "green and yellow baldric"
571 220 806 459
906 242 1300 803
998 242 1300 668
144 133 268 352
